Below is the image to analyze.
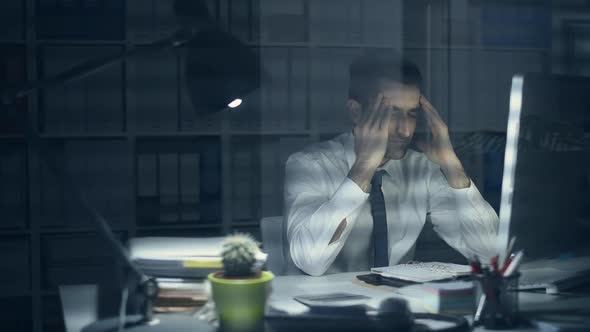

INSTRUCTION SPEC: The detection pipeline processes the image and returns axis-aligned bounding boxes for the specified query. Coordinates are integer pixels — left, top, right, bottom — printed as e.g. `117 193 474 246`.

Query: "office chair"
260 216 303 276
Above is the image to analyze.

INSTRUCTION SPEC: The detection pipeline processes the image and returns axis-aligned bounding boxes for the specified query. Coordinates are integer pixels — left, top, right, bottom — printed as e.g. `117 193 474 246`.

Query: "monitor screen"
498 73 590 262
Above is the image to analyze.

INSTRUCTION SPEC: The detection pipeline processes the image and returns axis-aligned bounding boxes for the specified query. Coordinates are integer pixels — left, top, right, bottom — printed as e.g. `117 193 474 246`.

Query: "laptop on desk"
498 73 590 293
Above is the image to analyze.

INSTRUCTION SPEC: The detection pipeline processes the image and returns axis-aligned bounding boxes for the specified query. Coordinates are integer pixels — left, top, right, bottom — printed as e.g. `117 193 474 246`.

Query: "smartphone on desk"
293 292 370 313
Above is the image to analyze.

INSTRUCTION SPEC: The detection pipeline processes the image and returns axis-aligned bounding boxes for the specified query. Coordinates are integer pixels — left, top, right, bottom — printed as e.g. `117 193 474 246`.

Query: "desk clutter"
129 234 272 331
129 237 226 312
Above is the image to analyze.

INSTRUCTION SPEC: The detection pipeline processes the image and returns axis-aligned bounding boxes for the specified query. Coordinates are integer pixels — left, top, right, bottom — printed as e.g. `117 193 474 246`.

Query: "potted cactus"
208 233 273 332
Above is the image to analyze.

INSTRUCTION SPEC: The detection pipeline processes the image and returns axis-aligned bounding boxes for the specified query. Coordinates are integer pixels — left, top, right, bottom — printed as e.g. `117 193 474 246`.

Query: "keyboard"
518 267 590 293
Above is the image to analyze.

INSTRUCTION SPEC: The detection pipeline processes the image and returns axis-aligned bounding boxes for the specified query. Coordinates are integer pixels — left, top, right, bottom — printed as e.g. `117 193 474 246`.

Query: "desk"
268 272 590 331
65 273 590 332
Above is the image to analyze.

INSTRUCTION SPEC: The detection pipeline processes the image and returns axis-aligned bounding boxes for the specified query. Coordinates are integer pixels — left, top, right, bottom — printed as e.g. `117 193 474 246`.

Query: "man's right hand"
348 93 392 192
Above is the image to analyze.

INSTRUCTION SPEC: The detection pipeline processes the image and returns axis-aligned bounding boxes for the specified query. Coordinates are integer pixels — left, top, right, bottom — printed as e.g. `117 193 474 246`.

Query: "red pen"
470 255 482 274
491 256 500 275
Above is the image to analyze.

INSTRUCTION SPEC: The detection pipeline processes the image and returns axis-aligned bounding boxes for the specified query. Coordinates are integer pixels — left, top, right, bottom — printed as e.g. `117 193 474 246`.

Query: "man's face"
374 80 421 160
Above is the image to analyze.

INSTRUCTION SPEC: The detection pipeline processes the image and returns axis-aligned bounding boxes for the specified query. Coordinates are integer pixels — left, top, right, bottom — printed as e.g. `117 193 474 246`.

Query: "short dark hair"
348 50 422 106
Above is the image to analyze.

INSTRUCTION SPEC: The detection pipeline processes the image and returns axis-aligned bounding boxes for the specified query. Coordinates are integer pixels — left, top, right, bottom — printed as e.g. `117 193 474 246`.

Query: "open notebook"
371 262 472 282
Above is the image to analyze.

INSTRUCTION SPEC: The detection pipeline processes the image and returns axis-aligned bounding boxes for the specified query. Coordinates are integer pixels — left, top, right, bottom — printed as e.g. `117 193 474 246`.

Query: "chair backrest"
59 284 99 332
260 216 286 275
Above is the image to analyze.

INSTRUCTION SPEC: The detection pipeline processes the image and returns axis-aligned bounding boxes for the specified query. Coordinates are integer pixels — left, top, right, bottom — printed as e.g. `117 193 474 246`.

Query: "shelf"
230 221 261 227
244 41 551 52
135 131 222 137
7 38 552 53
136 223 223 231
41 290 58 297
40 133 128 139
230 130 312 136
0 291 32 298
40 227 129 235
247 41 398 49
0 134 24 139
0 229 30 236
0 40 26 45
35 40 126 45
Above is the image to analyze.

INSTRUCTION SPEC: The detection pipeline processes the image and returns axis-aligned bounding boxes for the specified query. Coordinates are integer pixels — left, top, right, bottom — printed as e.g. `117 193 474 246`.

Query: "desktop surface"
67 270 590 332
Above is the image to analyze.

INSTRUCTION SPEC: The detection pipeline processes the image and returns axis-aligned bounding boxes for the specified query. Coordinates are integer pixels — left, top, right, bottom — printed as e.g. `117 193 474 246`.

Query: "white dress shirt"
284 132 499 276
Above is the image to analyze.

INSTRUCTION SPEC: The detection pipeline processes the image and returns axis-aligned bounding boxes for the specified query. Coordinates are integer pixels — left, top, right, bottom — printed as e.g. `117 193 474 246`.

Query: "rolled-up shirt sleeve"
284 154 369 276
427 166 499 262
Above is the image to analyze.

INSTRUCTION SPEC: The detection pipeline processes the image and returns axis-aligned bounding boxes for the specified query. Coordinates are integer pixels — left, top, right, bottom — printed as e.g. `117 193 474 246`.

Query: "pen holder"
472 272 520 329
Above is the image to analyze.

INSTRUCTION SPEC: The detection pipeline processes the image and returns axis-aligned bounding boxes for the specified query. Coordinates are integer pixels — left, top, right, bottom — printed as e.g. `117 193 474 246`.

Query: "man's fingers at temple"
371 96 388 129
421 95 444 122
367 93 384 126
379 104 393 131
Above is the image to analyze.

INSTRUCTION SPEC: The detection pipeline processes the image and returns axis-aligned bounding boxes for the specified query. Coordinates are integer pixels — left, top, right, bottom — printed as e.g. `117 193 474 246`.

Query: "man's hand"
348 93 392 192
416 96 470 189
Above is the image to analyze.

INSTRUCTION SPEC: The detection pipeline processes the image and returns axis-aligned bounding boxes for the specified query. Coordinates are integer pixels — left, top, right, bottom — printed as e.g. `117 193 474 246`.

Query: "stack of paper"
395 281 474 314
130 237 226 279
154 278 210 312
130 237 225 312
371 262 472 282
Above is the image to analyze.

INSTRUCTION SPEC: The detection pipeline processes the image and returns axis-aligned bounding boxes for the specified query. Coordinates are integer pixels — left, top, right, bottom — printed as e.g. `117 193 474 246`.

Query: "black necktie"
370 170 389 267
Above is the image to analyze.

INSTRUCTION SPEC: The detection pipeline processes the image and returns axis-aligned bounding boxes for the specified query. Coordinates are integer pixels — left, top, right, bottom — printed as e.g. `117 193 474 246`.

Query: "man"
284 51 499 276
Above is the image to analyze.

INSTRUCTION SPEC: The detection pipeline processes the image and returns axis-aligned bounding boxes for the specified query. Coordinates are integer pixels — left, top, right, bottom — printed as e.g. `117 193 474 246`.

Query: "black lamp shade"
184 28 261 115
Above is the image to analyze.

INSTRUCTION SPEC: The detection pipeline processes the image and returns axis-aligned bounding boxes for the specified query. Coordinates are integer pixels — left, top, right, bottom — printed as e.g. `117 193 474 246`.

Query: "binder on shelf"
0 238 30 292
346 0 362 44
39 145 66 228
320 48 359 133
63 141 89 228
0 149 26 228
288 48 308 131
260 139 278 217
232 142 258 221
129 50 178 133
36 0 124 40
250 0 262 42
0 297 32 331
309 49 333 130
137 153 159 225
159 153 180 224
309 0 348 44
41 46 124 134
0 47 27 135
361 0 399 46
199 140 222 222
230 0 251 42
0 1 24 40
260 0 306 43
84 63 125 133
127 0 177 43
112 145 133 224
260 47 288 130
180 153 201 222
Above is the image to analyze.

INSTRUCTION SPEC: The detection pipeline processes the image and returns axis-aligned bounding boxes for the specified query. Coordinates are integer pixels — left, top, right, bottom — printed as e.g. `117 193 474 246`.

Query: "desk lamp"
0 0 262 331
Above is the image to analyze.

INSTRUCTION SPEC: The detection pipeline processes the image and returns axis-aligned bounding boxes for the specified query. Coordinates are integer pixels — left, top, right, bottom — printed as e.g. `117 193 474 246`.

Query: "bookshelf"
0 0 553 331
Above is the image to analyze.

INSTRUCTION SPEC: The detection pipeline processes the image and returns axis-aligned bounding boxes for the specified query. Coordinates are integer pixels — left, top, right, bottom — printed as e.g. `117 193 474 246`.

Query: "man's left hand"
416 95 471 189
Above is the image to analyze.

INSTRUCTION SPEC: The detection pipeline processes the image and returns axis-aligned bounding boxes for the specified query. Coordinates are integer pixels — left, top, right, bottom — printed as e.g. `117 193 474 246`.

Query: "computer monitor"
497 73 590 263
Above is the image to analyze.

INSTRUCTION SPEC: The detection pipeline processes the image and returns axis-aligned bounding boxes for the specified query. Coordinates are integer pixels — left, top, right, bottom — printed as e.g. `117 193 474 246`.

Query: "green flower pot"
208 271 274 332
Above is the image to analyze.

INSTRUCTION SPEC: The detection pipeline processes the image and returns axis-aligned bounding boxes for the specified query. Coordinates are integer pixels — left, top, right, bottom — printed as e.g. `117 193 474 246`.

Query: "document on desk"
394 281 474 314
371 262 472 282
267 272 399 316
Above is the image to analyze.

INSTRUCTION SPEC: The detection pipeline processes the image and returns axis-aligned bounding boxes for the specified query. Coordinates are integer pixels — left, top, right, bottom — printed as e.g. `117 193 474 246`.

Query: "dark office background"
0 0 589 331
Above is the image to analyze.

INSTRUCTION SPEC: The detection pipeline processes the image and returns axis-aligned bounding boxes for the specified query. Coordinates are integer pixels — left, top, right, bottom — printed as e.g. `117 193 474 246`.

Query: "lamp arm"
1 28 196 103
